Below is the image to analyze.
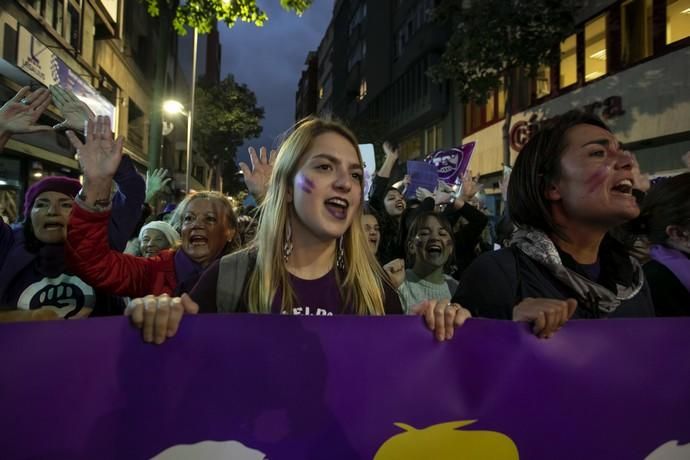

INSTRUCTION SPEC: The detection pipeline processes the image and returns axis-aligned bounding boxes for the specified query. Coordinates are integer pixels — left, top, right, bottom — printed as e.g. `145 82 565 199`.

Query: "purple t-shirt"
272 270 351 315
190 257 403 315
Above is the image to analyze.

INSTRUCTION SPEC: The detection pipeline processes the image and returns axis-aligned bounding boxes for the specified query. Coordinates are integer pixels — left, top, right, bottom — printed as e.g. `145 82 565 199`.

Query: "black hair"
636 172 690 244
507 109 611 239
362 203 382 225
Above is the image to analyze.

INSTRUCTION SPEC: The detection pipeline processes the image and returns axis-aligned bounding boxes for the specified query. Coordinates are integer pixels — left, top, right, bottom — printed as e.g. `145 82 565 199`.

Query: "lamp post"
162 100 191 193
162 28 198 194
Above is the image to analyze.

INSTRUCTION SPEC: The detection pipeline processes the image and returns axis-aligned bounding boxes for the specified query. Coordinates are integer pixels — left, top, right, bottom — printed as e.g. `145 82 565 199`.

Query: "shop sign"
16 26 115 120
510 96 625 152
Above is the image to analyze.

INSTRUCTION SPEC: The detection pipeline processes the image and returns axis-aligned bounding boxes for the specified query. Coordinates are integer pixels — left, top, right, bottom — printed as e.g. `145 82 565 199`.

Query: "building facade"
295 51 318 121
463 0 690 181
310 0 456 168
308 0 689 193
0 0 178 220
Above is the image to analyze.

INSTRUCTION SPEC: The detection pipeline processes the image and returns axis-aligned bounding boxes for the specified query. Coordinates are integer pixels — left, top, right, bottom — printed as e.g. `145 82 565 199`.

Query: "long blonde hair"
246 117 391 315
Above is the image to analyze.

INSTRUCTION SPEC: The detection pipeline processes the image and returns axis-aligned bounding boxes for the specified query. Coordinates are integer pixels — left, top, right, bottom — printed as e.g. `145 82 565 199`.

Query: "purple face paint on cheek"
295 173 315 194
586 164 612 194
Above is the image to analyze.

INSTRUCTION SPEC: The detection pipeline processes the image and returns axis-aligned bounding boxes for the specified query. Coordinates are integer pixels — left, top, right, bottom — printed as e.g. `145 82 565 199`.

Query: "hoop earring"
283 220 293 263
336 235 346 270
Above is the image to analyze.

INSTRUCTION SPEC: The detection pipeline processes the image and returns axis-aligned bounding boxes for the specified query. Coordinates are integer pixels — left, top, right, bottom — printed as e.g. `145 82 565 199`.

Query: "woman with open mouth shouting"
0 87 145 321
64 116 237 300
367 141 407 264
452 110 655 339
386 211 459 314
124 117 472 344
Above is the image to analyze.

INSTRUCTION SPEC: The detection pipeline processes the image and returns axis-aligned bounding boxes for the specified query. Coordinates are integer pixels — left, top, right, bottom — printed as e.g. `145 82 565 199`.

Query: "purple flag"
405 161 439 200
425 142 477 185
1 317 689 459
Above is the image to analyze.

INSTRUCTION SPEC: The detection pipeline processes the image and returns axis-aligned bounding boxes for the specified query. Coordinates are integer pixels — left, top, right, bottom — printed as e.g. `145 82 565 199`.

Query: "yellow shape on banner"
374 420 519 460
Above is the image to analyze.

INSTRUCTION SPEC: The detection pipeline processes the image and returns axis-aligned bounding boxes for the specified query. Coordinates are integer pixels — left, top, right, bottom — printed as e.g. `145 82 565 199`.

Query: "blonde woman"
65 117 237 298
127 117 471 344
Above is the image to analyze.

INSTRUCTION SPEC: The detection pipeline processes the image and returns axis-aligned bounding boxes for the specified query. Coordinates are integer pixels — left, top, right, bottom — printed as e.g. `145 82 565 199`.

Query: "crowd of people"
0 85 688 343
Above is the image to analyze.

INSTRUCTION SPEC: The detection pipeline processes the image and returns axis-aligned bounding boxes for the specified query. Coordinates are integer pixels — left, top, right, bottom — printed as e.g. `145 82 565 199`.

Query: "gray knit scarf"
510 228 644 314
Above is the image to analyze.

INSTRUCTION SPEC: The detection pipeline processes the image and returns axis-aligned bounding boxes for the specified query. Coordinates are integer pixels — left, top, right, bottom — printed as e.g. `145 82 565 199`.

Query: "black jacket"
453 241 655 320
643 257 690 317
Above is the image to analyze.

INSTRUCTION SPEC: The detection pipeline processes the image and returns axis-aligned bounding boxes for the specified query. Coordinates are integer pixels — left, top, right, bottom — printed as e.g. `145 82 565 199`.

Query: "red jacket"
66 204 178 298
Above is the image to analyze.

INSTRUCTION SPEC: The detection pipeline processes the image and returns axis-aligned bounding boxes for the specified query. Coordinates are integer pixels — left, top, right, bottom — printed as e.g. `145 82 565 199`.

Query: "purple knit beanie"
23 176 81 218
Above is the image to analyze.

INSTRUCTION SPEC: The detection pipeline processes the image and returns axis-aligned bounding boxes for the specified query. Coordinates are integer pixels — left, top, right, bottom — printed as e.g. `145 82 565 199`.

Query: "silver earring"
336 235 346 270
283 220 293 263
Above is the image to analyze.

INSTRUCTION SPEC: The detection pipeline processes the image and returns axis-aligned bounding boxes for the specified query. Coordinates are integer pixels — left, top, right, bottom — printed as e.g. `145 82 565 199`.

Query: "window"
559 34 577 87
535 64 551 98
347 41 363 71
28 0 43 14
399 135 421 160
53 0 64 35
425 124 443 153
497 79 506 118
585 15 607 82
358 79 367 101
127 99 145 150
319 86 324 99
66 4 80 49
667 0 690 44
349 3 367 36
621 0 653 65
82 3 95 64
485 91 496 121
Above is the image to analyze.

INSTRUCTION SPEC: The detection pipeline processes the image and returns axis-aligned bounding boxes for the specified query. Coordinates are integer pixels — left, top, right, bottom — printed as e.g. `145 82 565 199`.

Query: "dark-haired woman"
393 211 459 313
452 110 654 338
367 141 406 263
638 172 690 316
0 88 145 319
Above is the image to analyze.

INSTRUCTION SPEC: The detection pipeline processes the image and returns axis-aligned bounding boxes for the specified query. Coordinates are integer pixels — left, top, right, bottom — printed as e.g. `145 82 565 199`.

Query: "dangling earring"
283 220 293 263
336 235 346 270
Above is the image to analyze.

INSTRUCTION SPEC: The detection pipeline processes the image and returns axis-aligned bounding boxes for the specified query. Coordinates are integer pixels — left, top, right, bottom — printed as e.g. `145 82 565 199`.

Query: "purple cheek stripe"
586 164 611 194
296 174 315 194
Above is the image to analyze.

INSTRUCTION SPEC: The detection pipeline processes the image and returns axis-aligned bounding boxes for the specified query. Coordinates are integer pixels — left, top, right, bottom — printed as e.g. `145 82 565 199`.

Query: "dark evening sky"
217 1 335 166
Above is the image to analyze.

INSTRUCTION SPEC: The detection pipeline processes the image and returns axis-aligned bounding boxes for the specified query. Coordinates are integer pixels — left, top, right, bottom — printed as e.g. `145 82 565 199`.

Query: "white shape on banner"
152 440 267 460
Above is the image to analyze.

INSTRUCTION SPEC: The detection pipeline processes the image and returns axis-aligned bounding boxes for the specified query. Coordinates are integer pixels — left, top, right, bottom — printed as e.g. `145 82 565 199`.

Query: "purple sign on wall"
425 142 477 185
0 316 689 459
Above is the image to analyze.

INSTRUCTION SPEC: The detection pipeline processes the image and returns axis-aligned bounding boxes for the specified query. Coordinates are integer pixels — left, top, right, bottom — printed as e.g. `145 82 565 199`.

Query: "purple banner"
425 142 477 185
405 160 438 200
1 317 689 459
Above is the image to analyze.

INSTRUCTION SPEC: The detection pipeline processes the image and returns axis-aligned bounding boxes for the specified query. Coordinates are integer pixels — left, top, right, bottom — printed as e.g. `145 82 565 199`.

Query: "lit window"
667 0 690 44
358 79 367 101
485 91 495 121
425 127 435 153
319 87 324 99
621 0 653 65
535 64 551 98
560 34 577 88
497 79 506 118
585 15 607 82
400 135 421 160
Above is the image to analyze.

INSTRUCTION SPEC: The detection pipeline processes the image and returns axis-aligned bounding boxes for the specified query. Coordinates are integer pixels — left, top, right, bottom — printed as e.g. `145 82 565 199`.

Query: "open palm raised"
239 146 277 201
0 87 53 135
66 116 123 183
50 85 95 131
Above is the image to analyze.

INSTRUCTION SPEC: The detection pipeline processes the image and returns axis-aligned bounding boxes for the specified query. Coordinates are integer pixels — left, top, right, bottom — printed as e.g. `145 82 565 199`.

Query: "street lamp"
162 28 198 194
163 99 193 193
